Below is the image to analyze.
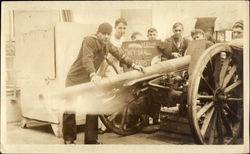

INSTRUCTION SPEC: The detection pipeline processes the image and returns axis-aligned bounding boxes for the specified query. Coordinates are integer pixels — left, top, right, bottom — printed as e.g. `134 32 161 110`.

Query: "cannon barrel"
40 55 191 101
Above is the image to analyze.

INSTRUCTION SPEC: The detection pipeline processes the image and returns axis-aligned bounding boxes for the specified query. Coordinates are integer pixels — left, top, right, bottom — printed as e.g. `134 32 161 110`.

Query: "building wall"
4 1 246 41
69 1 245 40
151 1 245 40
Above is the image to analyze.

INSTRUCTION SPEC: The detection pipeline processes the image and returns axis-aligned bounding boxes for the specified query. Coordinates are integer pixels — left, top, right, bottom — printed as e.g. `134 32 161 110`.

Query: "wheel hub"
213 89 228 105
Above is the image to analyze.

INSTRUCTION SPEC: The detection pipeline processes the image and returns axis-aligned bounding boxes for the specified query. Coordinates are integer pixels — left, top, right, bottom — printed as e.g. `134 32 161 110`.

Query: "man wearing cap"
230 20 244 78
232 20 243 39
228 20 244 53
63 22 144 144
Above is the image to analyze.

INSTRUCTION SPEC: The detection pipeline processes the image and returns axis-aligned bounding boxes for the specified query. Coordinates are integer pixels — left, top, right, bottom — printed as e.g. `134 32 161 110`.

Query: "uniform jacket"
66 35 133 87
157 36 189 59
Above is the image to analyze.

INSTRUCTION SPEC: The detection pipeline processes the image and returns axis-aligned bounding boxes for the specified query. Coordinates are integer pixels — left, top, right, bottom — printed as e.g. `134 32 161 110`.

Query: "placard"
121 40 161 71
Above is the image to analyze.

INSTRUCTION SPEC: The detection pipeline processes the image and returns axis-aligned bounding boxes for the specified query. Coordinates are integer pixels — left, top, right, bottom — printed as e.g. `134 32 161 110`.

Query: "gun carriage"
40 39 243 145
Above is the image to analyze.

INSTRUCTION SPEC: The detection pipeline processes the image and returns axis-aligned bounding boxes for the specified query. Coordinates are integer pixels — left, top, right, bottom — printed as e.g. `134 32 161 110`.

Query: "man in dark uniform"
232 20 243 39
159 22 189 59
63 22 144 144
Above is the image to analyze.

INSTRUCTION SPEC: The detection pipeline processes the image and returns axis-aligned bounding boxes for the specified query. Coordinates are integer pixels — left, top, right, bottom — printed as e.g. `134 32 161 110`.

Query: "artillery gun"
40 39 243 144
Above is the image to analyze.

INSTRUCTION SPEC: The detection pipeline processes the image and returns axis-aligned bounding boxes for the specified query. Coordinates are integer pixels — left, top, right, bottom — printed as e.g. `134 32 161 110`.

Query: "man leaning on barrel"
158 22 189 60
63 22 144 144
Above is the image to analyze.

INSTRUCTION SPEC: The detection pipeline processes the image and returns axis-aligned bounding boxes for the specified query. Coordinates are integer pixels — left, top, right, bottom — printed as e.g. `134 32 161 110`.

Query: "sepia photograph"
1 1 249 153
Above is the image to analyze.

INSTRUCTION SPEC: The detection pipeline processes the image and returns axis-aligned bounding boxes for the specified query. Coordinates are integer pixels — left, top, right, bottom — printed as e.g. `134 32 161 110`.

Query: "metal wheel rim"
188 43 243 144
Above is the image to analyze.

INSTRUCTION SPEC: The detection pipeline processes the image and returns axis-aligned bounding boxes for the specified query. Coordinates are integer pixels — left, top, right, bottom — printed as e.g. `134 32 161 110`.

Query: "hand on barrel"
132 63 145 73
172 52 182 58
90 73 102 85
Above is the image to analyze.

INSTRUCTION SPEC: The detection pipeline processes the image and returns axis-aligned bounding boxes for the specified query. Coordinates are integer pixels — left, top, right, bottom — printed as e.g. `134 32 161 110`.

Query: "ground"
6 121 195 144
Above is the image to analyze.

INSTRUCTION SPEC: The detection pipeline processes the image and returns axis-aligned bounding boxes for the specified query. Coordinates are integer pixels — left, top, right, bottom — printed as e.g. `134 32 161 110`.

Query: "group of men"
63 17 244 144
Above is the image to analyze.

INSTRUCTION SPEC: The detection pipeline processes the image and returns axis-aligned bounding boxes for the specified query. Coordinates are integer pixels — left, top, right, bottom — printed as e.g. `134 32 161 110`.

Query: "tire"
99 87 145 136
187 43 243 144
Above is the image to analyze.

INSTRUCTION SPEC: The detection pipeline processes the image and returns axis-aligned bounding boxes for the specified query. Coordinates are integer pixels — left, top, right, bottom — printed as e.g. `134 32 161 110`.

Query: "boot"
63 111 77 144
84 114 99 144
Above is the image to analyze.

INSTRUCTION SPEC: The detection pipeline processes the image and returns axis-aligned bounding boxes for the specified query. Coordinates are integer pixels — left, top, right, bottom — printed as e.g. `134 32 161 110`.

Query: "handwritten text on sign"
122 40 161 67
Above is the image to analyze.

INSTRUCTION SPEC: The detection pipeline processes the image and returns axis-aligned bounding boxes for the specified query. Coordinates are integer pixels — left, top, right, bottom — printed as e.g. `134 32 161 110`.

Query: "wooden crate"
160 108 192 136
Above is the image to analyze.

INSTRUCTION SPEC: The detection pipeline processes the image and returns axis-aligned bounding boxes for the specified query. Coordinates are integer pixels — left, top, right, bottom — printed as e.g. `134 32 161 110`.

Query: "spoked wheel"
99 87 146 135
98 60 145 136
188 43 243 144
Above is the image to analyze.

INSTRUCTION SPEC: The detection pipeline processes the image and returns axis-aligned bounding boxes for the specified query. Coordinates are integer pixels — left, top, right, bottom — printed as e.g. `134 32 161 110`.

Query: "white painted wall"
151 1 245 40
69 1 246 40
3 1 247 41
72 9 120 26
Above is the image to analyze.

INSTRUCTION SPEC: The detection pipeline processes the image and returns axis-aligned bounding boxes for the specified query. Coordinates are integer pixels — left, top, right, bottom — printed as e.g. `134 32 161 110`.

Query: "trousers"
63 80 99 144
62 113 99 144
84 114 98 144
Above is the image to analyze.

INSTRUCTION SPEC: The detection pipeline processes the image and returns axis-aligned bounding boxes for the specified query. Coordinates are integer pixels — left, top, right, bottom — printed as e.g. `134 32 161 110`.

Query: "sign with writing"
121 40 161 70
